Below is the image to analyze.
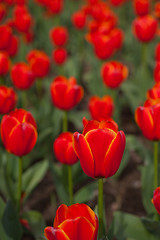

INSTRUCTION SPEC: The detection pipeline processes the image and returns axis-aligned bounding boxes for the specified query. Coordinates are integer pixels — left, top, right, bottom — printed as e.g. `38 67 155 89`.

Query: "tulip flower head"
89 95 114 121
0 52 10 75
50 26 68 46
152 187 160 215
27 50 50 78
144 84 160 107
53 132 78 165
1 108 37 156
133 0 150 16
50 76 84 111
0 86 17 114
135 104 160 140
133 15 158 42
0 25 12 50
72 11 86 29
101 61 128 89
52 48 67 65
44 203 98 240
11 62 35 90
73 118 125 178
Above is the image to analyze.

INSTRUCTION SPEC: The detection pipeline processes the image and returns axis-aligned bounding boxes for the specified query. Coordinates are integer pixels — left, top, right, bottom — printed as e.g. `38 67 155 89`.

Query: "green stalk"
154 141 158 190
4 156 15 203
17 157 23 213
21 91 27 108
98 178 104 238
36 79 43 97
68 165 73 205
141 43 147 70
63 111 68 132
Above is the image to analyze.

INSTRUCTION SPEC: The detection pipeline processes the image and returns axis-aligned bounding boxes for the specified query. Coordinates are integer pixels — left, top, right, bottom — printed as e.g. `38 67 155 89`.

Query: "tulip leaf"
22 210 46 239
111 211 157 240
2 200 22 240
74 181 97 203
141 217 160 236
0 197 11 240
23 159 48 201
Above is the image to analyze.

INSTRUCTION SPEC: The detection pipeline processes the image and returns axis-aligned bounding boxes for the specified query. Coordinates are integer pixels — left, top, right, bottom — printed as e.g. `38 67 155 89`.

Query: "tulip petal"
58 217 95 240
44 227 69 240
65 86 83 110
50 82 68 109
152 105 160 140
85 129 116 177
73 132 94 178
54 204 68 227
8 123 37 156
103 131 125 178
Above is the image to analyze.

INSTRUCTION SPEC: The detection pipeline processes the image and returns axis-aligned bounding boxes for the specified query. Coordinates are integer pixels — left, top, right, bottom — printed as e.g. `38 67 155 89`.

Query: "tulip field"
1 0 160 239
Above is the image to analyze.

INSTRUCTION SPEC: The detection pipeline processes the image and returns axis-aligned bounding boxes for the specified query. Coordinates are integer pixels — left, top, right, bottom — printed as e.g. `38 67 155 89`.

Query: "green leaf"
0 197 11 240
22 210 46 239
2 201 22 240
23 160 48 200
111 211 157 240
68 110 90 129
74 181 97 203
141 217 160 236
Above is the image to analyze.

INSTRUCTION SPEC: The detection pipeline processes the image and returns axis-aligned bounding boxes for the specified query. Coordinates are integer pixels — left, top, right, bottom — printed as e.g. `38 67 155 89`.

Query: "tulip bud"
0 52 10 75
52 48 67 65
0 86 17 114
50 26 68 47
152 187 160 215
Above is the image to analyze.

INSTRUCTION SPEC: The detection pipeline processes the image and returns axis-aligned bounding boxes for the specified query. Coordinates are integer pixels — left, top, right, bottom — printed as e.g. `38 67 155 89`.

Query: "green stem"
17 157 23 213
68 165 73 205
4 156 15 203
98 178 104 238
21 91 27 108
63 111 68 132
154 141 158 190
141 43 147 70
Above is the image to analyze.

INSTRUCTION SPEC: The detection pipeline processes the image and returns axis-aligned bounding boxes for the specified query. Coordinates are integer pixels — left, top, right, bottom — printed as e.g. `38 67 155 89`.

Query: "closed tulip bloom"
135 104 160 140
109 0 126 7
53 132 78 165
49 0 63 14
44 203 98 240
155 43 160 62
50 26 68 46
89 95 114 121
11 62 35 90
0 86 17 114
133 15 158 42
6 35 19 57
72 11 86 29
50 76 84 110
0 52 10 75
27 50 50 78
101 61 128 89
0 25 12 50
133 0 150 16
1 108 37 156
52 48 67 65
154 2 160 19
144 84 160 107
154 62 160 83
0 4 6 22
152 187 160 215
73 119 125 178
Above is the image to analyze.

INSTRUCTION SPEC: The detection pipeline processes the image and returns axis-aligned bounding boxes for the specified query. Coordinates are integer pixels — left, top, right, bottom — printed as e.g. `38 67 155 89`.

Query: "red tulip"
6 35 19 57
101 61 128 89
44 203 98 240
133 0 150 16
152 187 160 215
89 95 114 121
53 132 78 165
11 62 35 90
144 84 160 107
1 108 37 156
72 11 86 29
48 0 63 14
154 62 160 83
14 0 27 5
155 43 160 62
135 104 160 140
27 50 50 78
133 15 158 42
0 86 17 114
109 0 126 7
52 48 67 65
154 2 160 19
73 119 125 178
50 26 68 47
0 25 12 50
0 4 6 22
50 76 84 110
0 52 10 75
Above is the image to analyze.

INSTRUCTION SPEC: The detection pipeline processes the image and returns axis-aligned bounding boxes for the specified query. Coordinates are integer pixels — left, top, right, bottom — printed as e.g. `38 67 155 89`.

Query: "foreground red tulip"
0 52 10 75
27 50 50 78
11 62 35 90
73 119 125 178
89 95 114 121
52 48 67 65
0 86 17 114
152 187 160 215
145 84 160 107
54 132 78 165
1 108 37 156
133 15 158 42
50 76 84 110
133 0 150 16
50 26 68 47
101 61 128 89
135 104 160 140
44 203 98 240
